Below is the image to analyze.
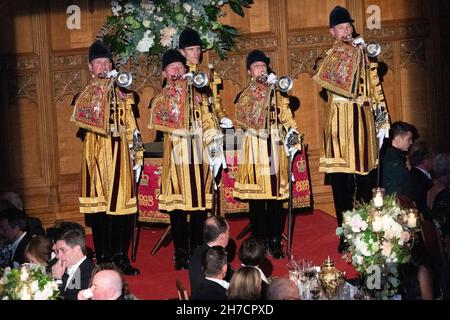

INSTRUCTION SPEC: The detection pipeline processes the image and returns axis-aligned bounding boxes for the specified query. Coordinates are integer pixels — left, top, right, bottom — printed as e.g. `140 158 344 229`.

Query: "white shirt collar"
205 277 229 290
10 231 27 261
65 256 87 290
241 264 269 284
415 166 432 180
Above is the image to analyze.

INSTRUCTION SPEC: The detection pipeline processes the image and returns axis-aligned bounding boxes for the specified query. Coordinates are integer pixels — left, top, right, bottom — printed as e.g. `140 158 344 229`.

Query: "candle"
372 216 383 232
372 188 385 208
407 214 417 228
373 194 383 208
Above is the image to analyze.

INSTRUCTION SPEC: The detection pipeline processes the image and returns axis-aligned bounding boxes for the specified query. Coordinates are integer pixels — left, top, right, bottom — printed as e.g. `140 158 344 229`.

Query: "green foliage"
98 0 254 66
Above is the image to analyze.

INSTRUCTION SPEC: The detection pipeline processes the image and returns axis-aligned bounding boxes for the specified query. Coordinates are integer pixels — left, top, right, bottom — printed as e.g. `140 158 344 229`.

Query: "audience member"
0 207 31 268
428 153 450 236
266 277 300 300
78 264 136 300
226 266 262 300
0 192 23 211
408 142 434 220
238 238 269 298
0 192 45 237
381 121 417 199
189 216 232 293
51 222 94 300
398 239 434 300
190 246 228 300
25 235 53 265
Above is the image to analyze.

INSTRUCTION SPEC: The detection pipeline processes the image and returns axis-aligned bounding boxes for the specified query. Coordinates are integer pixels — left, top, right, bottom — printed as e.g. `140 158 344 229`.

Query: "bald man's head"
92 270 123 300
267 278 300 300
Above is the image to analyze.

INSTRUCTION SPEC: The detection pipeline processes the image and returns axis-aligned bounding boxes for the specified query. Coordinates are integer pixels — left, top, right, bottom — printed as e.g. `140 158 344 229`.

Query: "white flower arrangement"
0 264 60 300
98 0 254 66
336 194 417 299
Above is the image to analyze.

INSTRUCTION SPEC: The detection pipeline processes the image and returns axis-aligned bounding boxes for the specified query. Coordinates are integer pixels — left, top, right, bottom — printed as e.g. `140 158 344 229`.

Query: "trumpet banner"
313 41 361 99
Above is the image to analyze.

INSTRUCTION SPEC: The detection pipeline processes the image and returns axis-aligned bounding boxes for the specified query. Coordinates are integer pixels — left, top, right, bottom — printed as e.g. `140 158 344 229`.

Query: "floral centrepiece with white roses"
0 264 60 300
336 194 418 299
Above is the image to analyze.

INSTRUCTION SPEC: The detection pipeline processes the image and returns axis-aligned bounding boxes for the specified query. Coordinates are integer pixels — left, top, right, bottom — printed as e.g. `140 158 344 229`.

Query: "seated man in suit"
189 216 231 293
0 207 31 268
51 222 94 300
78 264 136 300
408 141 434 220
190 246 229 300
266 277 300 300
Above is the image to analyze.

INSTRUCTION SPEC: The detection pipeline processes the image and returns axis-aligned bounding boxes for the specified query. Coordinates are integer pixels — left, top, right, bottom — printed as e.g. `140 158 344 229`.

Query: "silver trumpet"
276 76 293 92
343 36 382 58
101 69 133 88
184 72 209 88
256 73 293 92
365 42 381 58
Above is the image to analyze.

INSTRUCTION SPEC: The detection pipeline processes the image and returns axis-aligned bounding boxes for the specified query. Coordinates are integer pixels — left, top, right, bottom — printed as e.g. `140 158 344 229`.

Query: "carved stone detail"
211 55 243 88
8 74 37 103
288 31 334 47
53 70 83 102
0 55 40 72
378 42 394 70
365 21 430 41
127 54 163 92
50 55 85 70
400 40 426 68
234 35 278 52
289 47 328 78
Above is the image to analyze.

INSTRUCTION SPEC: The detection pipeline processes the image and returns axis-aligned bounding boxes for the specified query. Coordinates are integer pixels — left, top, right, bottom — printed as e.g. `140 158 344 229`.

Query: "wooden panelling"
287 0 346 30
364 0 424 21
0 0 448 228
50 0 110 51
220 0 271 33
0 1 34 54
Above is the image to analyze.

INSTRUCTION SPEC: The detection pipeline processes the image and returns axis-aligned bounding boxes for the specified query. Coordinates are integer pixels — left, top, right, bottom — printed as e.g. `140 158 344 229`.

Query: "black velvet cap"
246 50 270 70
162 49 187 70
329 6 354 28
178 28 202 49
88 40 112 63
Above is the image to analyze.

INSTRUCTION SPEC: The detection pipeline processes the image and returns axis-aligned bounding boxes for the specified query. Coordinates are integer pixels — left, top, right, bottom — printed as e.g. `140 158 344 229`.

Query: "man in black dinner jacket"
51 222 94 300
189 216 232 293
190 246 229 300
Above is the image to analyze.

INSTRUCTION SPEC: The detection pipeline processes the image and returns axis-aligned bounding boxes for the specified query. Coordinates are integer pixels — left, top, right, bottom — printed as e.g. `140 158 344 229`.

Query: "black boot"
268 238 285 260
111 215 140 275
173 249 189 270
87 212 112 264
113 254 140 275
170 211 189 270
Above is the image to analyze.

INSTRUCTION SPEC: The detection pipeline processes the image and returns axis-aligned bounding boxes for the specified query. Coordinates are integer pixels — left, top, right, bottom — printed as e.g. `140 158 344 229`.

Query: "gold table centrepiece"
318 256 343 299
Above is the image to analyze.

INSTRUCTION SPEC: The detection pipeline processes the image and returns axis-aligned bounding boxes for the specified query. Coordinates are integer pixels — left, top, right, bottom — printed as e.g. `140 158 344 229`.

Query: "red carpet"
87 210 357 300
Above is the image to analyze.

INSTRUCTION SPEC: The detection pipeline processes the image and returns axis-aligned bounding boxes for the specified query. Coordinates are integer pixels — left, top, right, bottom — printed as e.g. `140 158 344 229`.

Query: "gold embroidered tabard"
313 41 362 99
71 78 112 135
150 80 190 133
235 82 270 131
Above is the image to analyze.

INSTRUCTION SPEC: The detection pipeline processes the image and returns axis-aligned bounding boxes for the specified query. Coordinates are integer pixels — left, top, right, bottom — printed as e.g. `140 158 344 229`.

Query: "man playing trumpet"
149 49 226 270
313 6 390 252
70 40 142 275
233 50 302 259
